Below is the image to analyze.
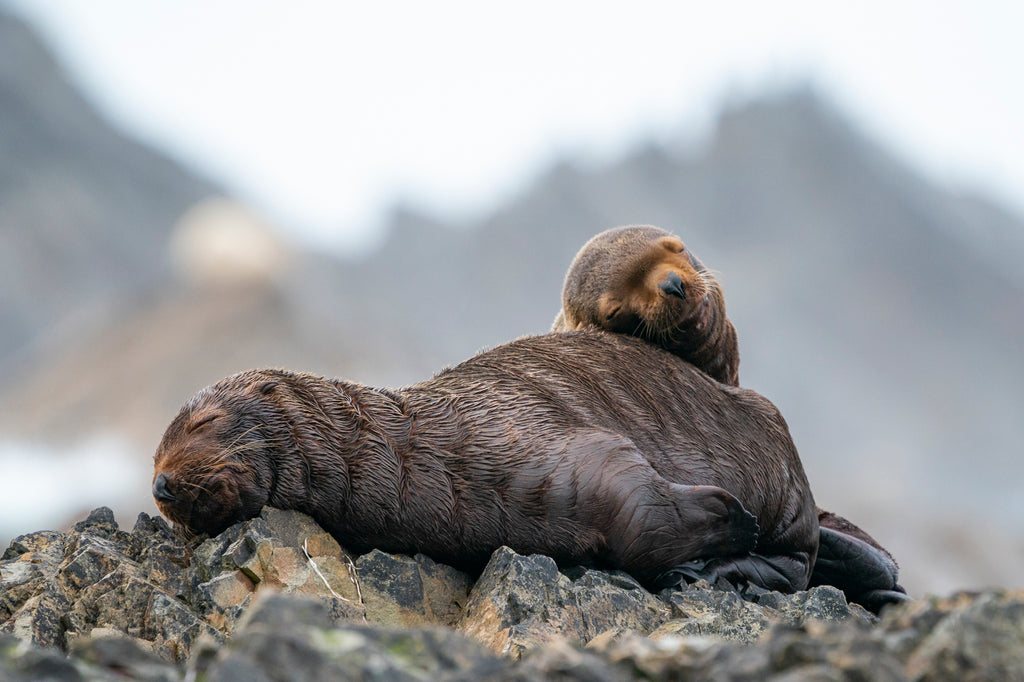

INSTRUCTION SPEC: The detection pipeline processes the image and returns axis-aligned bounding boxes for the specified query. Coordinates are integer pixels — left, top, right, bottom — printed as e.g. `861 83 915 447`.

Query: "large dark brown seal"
554 225 908 611
153 331 818 593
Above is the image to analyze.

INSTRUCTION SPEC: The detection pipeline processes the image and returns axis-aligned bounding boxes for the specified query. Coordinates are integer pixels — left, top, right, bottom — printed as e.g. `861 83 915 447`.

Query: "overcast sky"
6 0 1023 253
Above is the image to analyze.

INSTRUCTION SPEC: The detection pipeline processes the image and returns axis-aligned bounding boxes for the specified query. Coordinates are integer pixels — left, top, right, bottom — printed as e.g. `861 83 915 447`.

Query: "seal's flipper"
668 484 760 556
857 587 912 613
656 550 812 594
812 525 908 613
597 477 760 585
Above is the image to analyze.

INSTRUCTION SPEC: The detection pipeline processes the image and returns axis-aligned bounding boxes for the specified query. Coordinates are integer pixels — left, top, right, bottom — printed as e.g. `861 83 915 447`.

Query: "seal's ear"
257 380 278 395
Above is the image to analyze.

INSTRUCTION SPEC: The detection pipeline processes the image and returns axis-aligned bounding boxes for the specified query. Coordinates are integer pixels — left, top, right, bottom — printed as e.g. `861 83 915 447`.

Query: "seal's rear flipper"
812 525 909 613
667 484 760 558
655 550 812 594
857 587 912 613
612 483 761 586
586 448 761 586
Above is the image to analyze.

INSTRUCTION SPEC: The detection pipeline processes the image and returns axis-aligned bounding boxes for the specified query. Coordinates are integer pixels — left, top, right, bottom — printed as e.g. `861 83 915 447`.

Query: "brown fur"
554 226 907 609
554 225 740 386
153 331 818 591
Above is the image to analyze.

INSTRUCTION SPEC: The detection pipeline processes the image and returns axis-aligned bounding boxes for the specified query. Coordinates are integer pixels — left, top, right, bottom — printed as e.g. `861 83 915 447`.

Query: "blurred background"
1 1 1021 596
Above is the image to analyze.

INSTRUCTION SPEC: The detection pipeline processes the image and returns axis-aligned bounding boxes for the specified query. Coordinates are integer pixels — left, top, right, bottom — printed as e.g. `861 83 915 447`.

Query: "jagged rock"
568 568 671 642
187 507 370 634
648 581 876 646
589 621 907 681
457 547 672 658
4 506 1024 680
653 580 772 643
58 535 133 592
519 637 633 682
881 589 1024 681
413 553 474 627
72 507 117 533
189 591 508 682
586 629 724 680
0 633 82 682
1 531 65 563
754 584 876 626
3 584 69 650
69 628 179 682
355 550 473 628
458 547 587 657
0 560 45 622
701 621 906 681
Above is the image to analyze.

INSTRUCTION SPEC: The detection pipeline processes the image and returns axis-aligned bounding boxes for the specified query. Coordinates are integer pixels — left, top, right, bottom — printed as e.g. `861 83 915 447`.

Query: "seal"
814 509 907 612
153 330 818 593
554 225 909 610
553 225 740 386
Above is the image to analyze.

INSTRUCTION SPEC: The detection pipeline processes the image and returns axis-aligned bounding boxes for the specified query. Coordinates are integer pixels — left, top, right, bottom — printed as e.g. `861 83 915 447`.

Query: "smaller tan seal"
553 225 739 386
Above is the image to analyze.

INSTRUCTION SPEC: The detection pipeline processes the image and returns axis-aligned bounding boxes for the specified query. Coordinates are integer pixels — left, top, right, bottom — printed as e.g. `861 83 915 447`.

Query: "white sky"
6 0 1023 253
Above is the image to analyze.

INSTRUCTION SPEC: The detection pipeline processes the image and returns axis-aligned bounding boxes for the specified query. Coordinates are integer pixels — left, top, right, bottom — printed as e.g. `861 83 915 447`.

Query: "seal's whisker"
174 479 211 493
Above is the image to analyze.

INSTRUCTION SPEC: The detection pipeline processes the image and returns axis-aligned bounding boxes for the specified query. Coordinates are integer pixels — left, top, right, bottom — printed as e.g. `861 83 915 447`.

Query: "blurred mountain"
1 6 1022 594
0 9 217 372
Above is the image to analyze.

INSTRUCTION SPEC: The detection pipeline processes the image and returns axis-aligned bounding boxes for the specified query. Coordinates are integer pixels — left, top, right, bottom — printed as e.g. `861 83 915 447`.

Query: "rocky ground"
1 507 1022 681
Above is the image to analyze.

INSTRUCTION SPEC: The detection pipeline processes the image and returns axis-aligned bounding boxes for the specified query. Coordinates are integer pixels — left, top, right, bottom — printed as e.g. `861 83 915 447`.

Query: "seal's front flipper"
655 550 812 594
812 525 908 613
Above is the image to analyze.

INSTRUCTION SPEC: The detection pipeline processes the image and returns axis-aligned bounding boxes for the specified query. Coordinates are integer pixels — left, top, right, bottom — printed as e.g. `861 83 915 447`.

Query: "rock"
190 591 507 682
58 536 132 592
647 581 876 646
192 517 259 583
355 549 472 628
754 584 876 627
3 505 1023 680
457 548 672 658
69 628 179 682
458 547 586 657
186 506 369 633
589 620 908 680
0 633 83 682
883 589 1024 681
138 541 192 601
1 560 44 621
3 584 69 649
2 531 65 563
71 507 117 533
586 628 724 680
519 637 633 682
569 569 670 641
653 580 772 643
413 553 473 627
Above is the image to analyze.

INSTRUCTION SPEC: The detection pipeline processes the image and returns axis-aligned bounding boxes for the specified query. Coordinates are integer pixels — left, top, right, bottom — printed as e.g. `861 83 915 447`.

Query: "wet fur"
154 331 817 591
554 225 908 610
554 225 740 386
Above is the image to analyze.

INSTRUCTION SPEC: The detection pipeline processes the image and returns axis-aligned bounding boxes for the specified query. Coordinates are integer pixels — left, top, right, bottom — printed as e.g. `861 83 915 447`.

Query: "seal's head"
560 226 714 333
152 370 283 536
554 225 739 386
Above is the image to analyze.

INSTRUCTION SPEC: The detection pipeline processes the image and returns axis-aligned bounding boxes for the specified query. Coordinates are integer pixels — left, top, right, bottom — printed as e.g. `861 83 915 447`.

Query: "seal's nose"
152 472 177 503
659 271 686 300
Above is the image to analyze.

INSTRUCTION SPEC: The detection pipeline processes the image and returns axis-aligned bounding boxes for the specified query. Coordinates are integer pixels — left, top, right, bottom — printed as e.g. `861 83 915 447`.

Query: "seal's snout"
152 472 177 503
659 271 686 300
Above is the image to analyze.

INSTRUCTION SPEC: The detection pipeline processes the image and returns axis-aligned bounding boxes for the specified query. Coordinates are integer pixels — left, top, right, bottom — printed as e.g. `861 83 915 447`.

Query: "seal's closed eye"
189 413 220 432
